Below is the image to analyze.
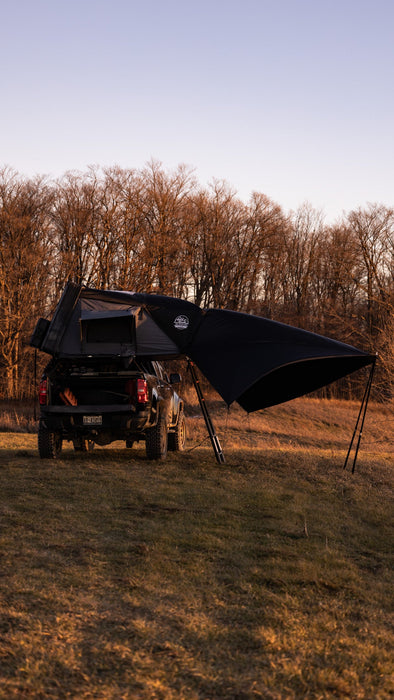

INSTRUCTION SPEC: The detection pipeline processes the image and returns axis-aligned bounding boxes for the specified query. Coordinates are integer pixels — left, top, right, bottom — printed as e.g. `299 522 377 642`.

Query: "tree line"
0 162 393 401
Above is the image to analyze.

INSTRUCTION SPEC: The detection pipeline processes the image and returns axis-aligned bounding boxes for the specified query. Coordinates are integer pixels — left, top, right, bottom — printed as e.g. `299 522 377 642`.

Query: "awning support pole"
343 358 376 473
187 360 225 464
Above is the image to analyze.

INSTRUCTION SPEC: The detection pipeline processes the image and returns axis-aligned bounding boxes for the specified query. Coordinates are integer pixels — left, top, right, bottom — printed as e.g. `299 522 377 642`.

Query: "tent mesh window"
84 317 133 344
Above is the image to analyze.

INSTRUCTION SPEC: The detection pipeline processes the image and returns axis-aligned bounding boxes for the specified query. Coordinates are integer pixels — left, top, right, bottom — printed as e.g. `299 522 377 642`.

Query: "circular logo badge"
174 315 189 331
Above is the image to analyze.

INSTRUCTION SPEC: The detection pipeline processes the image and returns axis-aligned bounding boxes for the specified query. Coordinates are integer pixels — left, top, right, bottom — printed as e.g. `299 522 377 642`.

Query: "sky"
1 0 393 222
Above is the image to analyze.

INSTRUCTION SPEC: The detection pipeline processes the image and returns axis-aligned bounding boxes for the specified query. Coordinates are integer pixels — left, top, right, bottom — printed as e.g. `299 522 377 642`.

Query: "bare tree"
50 168 102 289
185 180 249 308
0 168 53 398
136 160 197 296
244 192 289 316
281 203 324 326
347 203 394 335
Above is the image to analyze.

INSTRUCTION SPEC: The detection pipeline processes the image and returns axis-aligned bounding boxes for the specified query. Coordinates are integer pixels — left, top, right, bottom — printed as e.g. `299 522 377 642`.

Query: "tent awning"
31 283 376 412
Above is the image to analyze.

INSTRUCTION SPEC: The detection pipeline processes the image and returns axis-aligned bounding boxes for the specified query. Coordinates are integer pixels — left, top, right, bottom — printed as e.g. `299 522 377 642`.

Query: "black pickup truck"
37 356 185 460
31 283 187 461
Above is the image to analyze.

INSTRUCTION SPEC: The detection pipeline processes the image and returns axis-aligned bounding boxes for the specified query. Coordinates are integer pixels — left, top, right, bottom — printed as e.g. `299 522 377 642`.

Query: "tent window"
85 317 133 344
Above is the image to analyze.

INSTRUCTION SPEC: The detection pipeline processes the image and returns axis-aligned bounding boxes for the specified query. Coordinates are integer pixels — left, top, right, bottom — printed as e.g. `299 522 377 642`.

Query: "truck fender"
150 389 164 424
169 396 183 427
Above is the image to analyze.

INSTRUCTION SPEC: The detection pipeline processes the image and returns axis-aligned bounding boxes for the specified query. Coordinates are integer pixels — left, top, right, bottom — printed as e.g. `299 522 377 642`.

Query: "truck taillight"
136 378 148 404
39 379 48 405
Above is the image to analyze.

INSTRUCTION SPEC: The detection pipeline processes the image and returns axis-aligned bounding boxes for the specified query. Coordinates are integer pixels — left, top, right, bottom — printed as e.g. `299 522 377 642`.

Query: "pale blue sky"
1 0 393 221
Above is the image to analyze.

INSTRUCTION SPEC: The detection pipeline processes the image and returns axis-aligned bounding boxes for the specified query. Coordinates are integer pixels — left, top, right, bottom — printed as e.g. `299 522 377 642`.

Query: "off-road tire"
145 414 168 460
168 411 186 451
38 423 63 459
73 438 95 452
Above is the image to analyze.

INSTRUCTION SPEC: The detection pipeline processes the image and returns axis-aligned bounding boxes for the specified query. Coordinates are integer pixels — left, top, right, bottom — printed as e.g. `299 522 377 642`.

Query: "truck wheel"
146 414 168 460
73 438 95 452
38 424 63 459
168 411 186 451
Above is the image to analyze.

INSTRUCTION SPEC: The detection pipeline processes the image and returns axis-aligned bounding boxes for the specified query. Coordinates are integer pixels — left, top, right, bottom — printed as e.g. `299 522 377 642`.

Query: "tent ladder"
188 360 225 464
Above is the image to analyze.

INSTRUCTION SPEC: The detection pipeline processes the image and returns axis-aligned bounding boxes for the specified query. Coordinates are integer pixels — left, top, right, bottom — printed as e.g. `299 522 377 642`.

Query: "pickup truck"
37 356 186 460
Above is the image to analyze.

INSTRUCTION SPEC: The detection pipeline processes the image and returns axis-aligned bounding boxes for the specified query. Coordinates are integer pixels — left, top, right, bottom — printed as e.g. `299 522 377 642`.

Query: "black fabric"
130 293 205 351
40 282 81 354
237 356 374 411
186 309 375 409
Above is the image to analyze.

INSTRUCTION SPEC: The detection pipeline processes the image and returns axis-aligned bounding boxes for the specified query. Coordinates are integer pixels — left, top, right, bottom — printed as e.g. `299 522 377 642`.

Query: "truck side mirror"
169 373 181 385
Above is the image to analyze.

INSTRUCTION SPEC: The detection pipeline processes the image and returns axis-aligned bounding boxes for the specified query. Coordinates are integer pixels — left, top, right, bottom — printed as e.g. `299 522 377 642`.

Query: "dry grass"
0 400 37 433
186 395 393 467
0 398 393 699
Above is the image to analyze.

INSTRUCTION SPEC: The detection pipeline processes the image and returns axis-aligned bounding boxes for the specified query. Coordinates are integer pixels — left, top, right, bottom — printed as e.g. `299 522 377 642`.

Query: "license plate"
83 415 102 425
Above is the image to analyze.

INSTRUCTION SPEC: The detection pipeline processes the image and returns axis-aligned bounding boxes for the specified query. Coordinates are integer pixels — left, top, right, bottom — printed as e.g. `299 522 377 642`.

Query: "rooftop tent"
79 292 187 357
31 284 183 358
39 294 142 357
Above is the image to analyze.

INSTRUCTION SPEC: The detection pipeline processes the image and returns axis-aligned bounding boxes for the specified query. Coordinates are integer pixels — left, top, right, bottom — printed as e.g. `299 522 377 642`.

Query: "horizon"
1 159 391 226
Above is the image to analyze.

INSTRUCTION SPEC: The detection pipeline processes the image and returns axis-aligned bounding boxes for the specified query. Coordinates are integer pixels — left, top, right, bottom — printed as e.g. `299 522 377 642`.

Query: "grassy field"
0 398 393 699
